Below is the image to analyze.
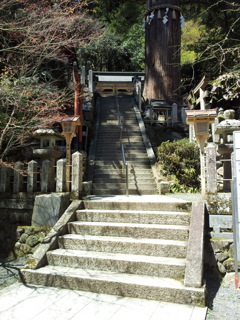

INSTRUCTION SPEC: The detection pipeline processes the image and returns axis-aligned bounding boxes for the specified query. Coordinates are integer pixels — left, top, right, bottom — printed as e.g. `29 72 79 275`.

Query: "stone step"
92 169 153 176
21 266 205 305
76 209 190 225
98 125 140 134
46 249 186 278
91 189 157 195
93 166 153 173
58 234 187 258
94 160 151 167
92 182 156 190
95 145 146 151
67 221 189 241
94 156 149 162
97 132 141 137
95 147 146 154
96 137 143 142
92 170 152 177
99 121 138 127
92 177 155 184
94 152 148 158
83 200 192 212
92 172 153 179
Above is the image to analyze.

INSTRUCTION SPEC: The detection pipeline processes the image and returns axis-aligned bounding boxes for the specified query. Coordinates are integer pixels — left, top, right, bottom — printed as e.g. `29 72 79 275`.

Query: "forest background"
0 0 239 160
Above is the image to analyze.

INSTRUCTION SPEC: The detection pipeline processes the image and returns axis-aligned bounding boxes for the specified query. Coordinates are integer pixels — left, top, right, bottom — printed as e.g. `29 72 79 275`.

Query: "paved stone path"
0 282 207 320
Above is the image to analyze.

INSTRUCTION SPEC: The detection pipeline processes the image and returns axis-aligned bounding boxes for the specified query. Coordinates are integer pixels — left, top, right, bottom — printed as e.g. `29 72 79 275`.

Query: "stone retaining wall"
205 238 240 279
6 226 51 259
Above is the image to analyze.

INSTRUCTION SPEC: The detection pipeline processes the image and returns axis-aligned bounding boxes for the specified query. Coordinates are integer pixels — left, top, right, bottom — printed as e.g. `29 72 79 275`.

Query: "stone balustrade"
0 152 83 196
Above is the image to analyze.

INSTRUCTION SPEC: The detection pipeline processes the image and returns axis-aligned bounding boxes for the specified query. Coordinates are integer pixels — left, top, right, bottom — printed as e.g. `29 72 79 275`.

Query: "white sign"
233 131 240 261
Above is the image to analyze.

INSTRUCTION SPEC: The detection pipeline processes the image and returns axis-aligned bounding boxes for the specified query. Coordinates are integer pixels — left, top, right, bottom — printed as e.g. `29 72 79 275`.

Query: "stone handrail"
184 201 206 288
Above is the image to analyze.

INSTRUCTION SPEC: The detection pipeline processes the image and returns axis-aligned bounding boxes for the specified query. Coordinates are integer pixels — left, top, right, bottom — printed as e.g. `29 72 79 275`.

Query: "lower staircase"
21 198 205 306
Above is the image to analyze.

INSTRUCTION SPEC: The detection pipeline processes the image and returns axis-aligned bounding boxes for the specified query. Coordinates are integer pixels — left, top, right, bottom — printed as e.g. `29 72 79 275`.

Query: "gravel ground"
206 273 240 320
1 258 239 319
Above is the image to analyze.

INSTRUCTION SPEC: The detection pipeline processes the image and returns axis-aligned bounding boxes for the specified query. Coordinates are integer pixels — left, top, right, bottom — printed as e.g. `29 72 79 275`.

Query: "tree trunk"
143 0 181 104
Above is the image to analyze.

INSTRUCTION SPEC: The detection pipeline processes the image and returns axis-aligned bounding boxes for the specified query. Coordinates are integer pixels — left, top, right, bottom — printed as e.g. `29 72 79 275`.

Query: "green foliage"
157 139 200 193
79 29 130 71
211 70 240 102
181 20 203 65
122 24 145 71
79 26 144 71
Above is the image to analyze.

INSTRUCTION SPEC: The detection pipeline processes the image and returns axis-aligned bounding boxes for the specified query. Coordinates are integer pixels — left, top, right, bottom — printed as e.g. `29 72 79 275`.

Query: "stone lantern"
33 129 64 165
185 109 217 198
61 116 81 191
215 110 240 191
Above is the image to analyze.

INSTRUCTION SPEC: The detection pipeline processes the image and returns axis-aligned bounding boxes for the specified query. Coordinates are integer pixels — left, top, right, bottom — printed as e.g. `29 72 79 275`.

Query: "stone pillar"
13 162 24 192
189 124 195 143
0 165 11 192
212 118 220 143
171 103 178 125
81 66 86 86
138 82 142 112
200 150 206 200
71 151 83 199
88 69 93 93
181 108 187 125
41 160 54 192
232 152 234 177
205 144 217 194
56 159 66 192
27 160 38 192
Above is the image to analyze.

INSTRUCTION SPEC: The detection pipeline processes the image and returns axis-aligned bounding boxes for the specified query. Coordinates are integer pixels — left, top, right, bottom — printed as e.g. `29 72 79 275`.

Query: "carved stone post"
0 165 11 192
56 159 66 192
205 144 217 194
27 160 38 192
88 69 93 93
13 162 24 192
41 160 54 192
71 151 83 199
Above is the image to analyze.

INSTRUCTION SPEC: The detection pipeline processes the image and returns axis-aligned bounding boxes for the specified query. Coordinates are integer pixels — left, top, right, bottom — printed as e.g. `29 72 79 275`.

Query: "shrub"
157 139 200 192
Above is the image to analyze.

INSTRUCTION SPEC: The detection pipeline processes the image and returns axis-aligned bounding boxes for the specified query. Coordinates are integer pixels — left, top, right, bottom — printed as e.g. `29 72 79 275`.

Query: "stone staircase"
21 198 205 306
90 94 157 195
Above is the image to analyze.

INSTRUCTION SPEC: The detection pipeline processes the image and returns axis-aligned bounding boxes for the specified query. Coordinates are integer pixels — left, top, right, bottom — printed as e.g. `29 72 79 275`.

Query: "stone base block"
32 193 70 227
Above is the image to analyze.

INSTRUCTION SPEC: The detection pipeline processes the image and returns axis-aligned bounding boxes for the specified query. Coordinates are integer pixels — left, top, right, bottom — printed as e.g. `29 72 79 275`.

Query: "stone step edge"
76 209 190 215
68 221 189 230
59 234 188 247
21 266 205 304
47 249 186 266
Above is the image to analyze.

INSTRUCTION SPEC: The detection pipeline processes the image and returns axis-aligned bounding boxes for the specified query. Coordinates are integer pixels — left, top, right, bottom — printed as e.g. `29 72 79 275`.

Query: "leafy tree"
0 68 67 159
79 29 131 71
0 0 101 159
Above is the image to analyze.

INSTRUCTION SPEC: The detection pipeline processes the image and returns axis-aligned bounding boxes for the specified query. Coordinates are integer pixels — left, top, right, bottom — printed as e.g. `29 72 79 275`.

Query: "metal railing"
115 88 129 196
121 144 129 196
